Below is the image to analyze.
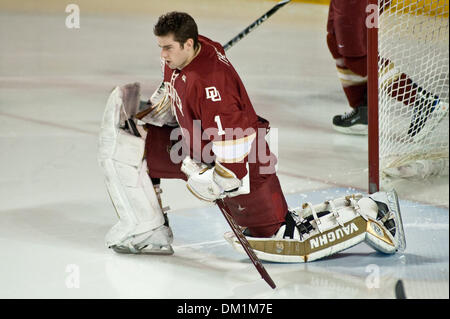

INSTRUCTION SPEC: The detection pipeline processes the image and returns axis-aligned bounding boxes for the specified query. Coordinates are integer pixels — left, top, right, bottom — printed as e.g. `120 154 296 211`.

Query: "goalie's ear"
183 38 195 51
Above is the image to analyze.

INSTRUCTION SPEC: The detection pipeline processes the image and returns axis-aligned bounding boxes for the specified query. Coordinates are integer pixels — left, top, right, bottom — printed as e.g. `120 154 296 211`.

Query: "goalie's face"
157 34 194 70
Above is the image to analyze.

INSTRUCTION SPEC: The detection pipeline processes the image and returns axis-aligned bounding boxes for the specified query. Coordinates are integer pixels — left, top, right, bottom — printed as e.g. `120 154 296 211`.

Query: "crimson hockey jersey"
163 35 275 182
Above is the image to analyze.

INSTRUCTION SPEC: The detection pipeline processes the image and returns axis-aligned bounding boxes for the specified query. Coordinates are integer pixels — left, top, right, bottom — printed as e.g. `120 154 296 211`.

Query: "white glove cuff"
213 162 241 192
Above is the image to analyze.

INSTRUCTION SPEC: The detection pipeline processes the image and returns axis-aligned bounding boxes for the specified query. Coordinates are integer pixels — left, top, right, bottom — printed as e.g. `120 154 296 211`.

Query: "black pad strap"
372 199 390 220
304 210 332 221
283 212 296 239
283 211 316 239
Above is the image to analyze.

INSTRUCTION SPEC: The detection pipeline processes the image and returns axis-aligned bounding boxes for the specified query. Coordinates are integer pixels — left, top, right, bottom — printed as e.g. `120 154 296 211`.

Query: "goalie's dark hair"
154 12 199 50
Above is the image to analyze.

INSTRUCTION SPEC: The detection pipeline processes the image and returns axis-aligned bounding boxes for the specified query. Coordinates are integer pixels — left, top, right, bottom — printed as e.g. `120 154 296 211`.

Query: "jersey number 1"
214 115 225 136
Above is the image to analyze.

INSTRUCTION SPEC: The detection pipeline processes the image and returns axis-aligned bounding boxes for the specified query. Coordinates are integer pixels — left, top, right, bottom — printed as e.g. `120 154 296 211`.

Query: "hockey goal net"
368 0 449 192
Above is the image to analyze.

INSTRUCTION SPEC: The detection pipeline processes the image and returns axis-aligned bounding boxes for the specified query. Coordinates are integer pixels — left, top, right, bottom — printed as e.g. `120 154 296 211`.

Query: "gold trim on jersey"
212 132 256 163
336 67 368 86
336 66 360 76
215 153 249 164
212 132 256 147
339 78 368 87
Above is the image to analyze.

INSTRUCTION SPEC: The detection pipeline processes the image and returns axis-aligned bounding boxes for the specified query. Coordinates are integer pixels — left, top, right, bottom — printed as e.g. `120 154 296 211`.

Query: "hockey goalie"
97 12 406 262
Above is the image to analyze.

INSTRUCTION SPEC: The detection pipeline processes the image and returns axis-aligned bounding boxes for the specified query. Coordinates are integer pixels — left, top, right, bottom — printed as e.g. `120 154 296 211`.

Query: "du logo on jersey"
205 87 221 102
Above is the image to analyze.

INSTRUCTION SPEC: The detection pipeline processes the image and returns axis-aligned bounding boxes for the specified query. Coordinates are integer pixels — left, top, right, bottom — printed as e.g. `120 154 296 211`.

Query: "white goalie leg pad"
293 194 365 234
225 195 368 263
99 87 172 251
225 192 405 263
299 192 405 256
298 191 405 256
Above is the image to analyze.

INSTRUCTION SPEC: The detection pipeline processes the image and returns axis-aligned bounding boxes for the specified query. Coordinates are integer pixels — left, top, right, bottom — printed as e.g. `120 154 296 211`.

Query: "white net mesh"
378 0 449 178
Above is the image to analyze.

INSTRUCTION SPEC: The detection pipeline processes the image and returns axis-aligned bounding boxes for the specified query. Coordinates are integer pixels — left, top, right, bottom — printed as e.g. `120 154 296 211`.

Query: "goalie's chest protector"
162 35 259 162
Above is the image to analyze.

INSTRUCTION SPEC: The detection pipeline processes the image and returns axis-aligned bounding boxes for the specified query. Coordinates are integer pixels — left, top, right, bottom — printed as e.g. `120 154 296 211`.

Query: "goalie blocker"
225 190 406 262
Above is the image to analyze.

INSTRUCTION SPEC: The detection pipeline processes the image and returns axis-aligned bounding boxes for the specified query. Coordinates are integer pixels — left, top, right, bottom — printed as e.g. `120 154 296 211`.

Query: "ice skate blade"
110 244 174 255
332 124 368 135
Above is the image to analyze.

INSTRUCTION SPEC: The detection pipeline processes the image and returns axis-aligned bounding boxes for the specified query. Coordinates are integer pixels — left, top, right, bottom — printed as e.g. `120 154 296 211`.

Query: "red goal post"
367 0 449 194
367 0 379 194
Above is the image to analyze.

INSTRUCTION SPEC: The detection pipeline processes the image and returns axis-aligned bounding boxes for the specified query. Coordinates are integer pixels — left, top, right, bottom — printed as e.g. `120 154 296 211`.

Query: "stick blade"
395 280 407 299
217 200 277 289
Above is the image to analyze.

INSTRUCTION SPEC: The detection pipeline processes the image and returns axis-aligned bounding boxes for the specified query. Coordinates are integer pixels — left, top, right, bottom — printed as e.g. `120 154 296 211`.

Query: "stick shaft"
217 200 276 289
222 0 291 51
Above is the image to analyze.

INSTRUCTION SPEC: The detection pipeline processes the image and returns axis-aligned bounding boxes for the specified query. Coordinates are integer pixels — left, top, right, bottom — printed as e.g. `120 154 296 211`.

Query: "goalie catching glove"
181 156 250 202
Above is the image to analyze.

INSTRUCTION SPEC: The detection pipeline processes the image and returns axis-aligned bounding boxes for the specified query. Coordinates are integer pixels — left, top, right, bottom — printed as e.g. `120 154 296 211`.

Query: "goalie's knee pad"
224 190 406 263
98 86 174 255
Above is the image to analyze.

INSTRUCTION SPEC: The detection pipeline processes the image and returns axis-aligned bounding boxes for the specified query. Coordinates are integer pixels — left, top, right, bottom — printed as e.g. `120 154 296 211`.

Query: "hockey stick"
216 200 276 289
222 0 291 51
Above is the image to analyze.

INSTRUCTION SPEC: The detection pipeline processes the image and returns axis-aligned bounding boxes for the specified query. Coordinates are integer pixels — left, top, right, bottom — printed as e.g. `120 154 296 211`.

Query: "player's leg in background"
379 58 449 138
327 0 368 135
